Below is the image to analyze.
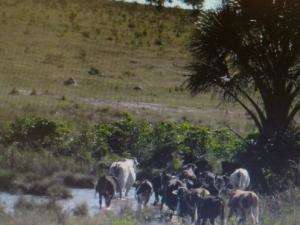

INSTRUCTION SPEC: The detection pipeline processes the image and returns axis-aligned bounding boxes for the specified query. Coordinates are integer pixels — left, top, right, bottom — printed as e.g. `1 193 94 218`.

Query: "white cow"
229 168 250 190
109 158 138 198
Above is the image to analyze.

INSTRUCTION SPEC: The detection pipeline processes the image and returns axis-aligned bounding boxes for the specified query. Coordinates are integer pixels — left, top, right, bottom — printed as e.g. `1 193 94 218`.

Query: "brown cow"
95 175 120 209
227 190 259 225
136 179 153 211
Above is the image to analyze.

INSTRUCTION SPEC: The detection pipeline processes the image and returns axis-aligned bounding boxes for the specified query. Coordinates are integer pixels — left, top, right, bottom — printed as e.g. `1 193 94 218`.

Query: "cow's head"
173 186 188 199
132 157 139 166
183 163 197 171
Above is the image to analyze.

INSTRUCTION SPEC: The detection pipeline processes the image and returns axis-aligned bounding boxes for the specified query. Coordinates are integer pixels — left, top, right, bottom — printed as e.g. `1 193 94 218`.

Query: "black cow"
151 171 174 206
161 176 185 212
176 187 210 223
194 171 219 196
95 175 120 208
195 195 225 225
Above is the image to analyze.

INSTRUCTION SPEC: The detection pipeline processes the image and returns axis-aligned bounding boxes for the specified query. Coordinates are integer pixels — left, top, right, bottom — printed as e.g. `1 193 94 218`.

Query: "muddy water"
0 188 156 216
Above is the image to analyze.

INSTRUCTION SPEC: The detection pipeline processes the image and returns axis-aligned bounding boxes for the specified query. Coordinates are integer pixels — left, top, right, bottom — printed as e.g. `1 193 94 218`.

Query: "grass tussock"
13 197 67 225
73 203 88 217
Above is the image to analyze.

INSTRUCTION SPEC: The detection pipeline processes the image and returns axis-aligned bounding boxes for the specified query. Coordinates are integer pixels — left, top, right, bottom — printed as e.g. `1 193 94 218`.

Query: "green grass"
0 0 260 133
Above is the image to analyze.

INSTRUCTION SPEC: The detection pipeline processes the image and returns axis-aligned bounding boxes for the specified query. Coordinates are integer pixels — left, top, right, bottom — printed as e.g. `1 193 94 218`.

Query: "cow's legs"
238 209 246 225
125 175 134 197
125 187 130 197
201 218 208 225
160 197 165 210
105 194 113 208
99 194 103 209
250 206 259 225
153 191 159 205
145 195 150 206
209 218 215 225
195 217 202 225
227 208 234 222
238 217 245 225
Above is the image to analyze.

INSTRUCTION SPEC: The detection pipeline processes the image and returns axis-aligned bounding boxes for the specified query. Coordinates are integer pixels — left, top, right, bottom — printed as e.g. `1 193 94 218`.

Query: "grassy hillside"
0 0 268 132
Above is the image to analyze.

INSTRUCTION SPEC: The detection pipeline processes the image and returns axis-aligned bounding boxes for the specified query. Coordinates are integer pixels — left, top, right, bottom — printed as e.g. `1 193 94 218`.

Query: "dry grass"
0 0 262 133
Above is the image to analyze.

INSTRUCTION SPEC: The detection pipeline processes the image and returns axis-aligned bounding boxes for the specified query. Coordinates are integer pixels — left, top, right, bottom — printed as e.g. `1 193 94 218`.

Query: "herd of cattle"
95 158 259 225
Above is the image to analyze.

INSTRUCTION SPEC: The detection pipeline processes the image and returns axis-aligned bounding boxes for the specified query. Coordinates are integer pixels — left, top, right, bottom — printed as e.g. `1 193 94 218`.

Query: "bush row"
0 114 246 173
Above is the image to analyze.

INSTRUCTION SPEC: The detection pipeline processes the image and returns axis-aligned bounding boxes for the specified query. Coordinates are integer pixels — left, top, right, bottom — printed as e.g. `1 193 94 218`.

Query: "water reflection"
0 188 155 216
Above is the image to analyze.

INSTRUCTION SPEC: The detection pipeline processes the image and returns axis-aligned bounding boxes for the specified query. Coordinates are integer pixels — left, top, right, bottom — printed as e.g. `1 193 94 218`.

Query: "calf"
228 190 259 225
95 175 120 209
229 168 250 190
195 195 225 225
136 179 153 210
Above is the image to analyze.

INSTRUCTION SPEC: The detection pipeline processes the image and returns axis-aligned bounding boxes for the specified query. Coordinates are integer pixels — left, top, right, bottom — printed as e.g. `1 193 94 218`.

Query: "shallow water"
118 0 220 10
0 188 156 216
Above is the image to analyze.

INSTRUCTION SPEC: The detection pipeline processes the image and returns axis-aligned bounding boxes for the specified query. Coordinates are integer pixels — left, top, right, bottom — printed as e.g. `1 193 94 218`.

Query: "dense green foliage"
0 115 242 172
0 115 298 191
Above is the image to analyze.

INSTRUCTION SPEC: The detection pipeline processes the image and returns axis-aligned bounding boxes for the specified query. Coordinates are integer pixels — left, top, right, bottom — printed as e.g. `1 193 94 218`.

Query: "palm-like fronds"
186 0 300 135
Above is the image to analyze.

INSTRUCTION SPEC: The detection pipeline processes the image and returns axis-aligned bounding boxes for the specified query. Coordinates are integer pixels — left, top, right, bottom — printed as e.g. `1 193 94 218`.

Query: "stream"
0 188 156 216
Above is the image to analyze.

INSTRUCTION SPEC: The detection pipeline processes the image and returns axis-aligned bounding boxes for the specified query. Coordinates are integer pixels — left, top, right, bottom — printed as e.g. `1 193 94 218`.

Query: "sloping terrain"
0 0 261 131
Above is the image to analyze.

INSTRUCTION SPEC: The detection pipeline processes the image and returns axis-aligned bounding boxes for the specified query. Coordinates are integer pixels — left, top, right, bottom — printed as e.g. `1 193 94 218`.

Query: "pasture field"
0 0 258 132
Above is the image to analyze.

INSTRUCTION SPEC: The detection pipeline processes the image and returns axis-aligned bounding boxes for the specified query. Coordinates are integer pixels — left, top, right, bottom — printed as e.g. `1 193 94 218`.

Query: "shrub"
180 123 210 162
93 114 153 166
14 196 35 211
3 116 71 149
150 122 182 169
208 128 244 160
47 184 72 199
0 169 16 191
24 178 72 199
25 178 55 196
